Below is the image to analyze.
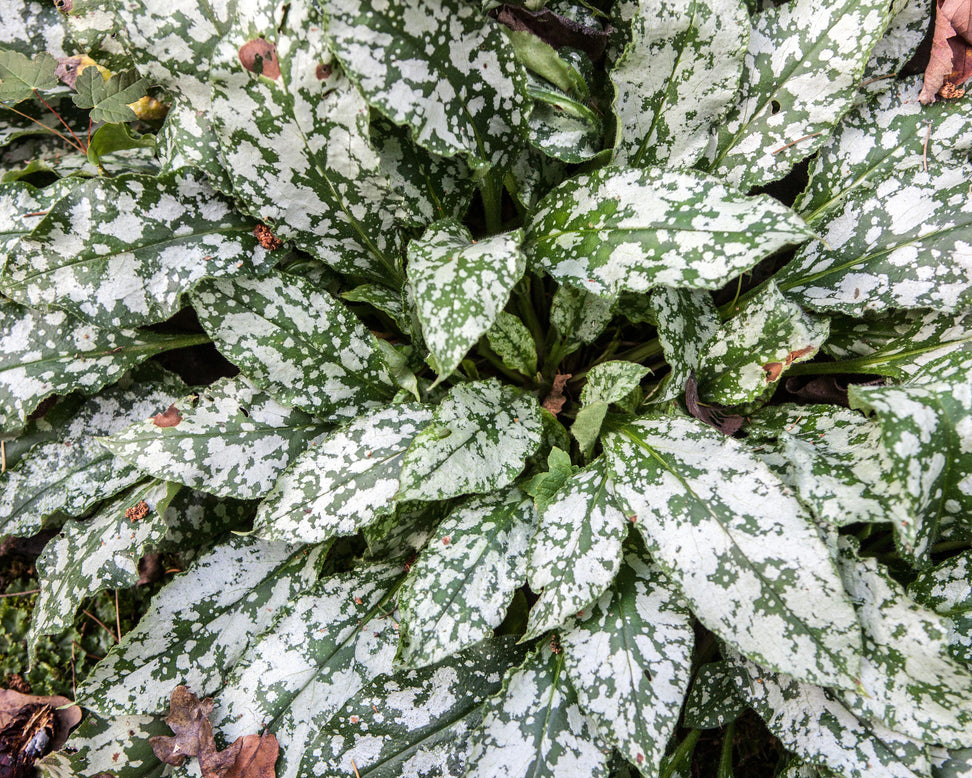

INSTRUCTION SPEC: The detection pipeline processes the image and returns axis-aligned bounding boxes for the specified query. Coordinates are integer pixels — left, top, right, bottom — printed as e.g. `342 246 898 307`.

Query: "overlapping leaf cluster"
0 0 970 775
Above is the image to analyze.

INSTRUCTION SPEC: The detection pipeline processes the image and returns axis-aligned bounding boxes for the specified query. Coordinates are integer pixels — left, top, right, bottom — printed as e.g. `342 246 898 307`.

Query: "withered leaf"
542 373 572 415
0 689 81 776
919 0 972 104
492 4 610 61
685 373 744 436
151 403 183 427
238 39 281 80
151 686 279 778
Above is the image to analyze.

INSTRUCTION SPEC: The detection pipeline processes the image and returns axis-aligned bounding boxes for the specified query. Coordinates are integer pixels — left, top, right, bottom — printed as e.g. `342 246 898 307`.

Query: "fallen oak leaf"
151 686 279 778
919 0 972 104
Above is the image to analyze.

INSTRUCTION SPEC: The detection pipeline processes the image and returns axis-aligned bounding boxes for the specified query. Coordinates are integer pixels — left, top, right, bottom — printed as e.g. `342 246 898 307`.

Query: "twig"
33 90 87 152
0 99 86 154
0 588 40 598
771 132 823 155
22 211 49 217
114 589 122 643
860 72 896 86
351 758 362 778
923 120 932 172
82 608 119 642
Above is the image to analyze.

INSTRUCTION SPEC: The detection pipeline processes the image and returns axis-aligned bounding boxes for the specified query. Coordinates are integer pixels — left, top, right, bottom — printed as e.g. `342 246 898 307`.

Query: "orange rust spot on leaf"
239 38 281 80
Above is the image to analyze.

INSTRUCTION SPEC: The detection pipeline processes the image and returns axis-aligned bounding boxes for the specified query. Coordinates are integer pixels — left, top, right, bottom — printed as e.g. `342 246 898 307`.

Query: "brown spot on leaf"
542 373 571 415
315 63 332 80
762 362 784 382
152 404 183 428
239 38 281 80
125 500 149 521
151 686 279 777
685 373 744 436
253 224 283 250
920 0 972 104
784 345 816 365
53 0 72 13
55 56 84 88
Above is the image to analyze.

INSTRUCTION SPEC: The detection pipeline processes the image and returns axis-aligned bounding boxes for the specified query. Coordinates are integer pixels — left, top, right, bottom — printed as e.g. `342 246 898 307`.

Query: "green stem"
153 332 213 352
718 722 735 778
480 170 504 235
477 343 531 387
783 358 895 378
608 337 664 367
660 730 701 778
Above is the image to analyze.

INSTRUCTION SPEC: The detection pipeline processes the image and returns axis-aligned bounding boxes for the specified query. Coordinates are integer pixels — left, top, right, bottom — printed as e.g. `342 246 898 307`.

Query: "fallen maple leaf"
542 373 572 415
0 689 81 777
151 686 279 778
919 0 972 104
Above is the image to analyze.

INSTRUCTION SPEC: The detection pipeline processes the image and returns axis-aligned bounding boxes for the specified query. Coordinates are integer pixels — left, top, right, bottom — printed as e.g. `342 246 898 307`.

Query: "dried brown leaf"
920 0 972 104
0 689 81 775
152 403 183 428
684 373 744 436
542 373 571 415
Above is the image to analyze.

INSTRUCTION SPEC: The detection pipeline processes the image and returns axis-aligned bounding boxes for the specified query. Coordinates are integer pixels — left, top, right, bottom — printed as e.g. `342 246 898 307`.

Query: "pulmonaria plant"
0 0 970 775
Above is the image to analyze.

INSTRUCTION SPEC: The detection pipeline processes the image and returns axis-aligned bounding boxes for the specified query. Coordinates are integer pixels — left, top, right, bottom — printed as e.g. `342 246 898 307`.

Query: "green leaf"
407 220 526 381
36 713 169 778
0 297 198 432
254 404 433 544
0 47 57 104
311 638 531 778
525 458 630 639
487 311 538 377
0 0 72 59
100 376 330 501
705 0 892 189
683 661 747 730
648 287 719 403
322 0 529 170
505 143 567 212
910 550 972 666
612 0 749 169
730 653 933 778
938 749 972 778
85 122 155 166
397 488 535 668
605 415 862 688
696 281 829 406
192 271 395 420
0 363 184 538
571 402 609 456
527 79 604 163
156 101 234 194
342 283 407 331
505 29 588 98
581 360 651 406
77 536 326 718
466 646 610 777
849 382 972 564
525 447 578 515
795 77 972 224
4 170 272 329
0 178 76 275
210 13 407 283
29 479 182 649
525 165 812 298
836 541 972 748
550 283 615 357
560 550 694 775
397 379 542 502
72 67 147 123
745 404 890 528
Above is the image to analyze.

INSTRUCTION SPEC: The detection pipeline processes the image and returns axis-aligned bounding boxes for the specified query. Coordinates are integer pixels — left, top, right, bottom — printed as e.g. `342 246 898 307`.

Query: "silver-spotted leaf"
581 360 651 406
605 415 862 688
525 165 812 298
647 287 719 403
911 550 972 665
487 311 538 377
683 661 747 730
397 487 536 669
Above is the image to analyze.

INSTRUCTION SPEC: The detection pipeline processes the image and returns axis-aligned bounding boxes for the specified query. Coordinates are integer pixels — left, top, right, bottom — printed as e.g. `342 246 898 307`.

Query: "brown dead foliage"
920 0 972 104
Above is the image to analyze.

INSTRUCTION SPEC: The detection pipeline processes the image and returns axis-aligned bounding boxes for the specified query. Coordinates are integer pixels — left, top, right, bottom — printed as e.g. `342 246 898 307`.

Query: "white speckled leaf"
100 376 329 501
605 415 862 688
822 309 972 381
745 404 890 528
796 77 972 224
29 479 182 650
77 535 326 718
156 102 234 195
862 0 932 88
0 0 71 58
527 81 604 164
487 311 537 377
612 0 748 169
706 0 892 189
0 179 76 275
322 0 529 170
683 661 747 730
397 379 542 502
407 220 526 381
0 297 201 432
560 550 694 776
4 170 271 329
210 5 407 282
525 165 812 298
730 654 932 778
696 281 829 406
581 360 651 406
254 404 433 544
525 458 630 639
312 638 531 778
466 646 609 778
849 382 972 564
192 271 395 420
648 287 720 403
550 284 616 357
0 363 184 538
36 713 169 778
208 561 404 778
397 487 536 669
939 750 972 778
836 542 972 748
911 550 972 666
